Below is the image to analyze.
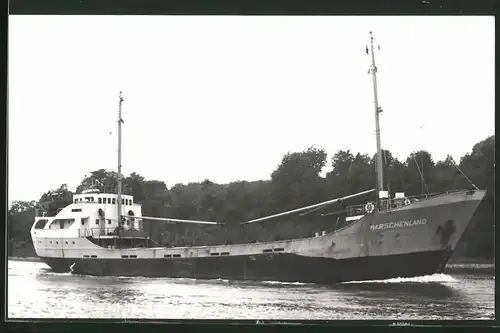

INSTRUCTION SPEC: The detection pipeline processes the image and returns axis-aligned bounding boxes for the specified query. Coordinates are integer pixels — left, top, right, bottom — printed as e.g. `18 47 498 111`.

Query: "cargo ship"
30 32 485 283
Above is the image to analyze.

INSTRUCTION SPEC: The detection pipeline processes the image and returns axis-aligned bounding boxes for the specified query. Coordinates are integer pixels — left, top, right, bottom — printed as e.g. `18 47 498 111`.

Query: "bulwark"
370 219 427 231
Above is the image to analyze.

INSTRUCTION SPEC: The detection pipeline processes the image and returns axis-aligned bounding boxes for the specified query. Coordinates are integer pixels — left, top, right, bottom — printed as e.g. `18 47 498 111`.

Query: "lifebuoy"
404 198 411 205
365 202 375 214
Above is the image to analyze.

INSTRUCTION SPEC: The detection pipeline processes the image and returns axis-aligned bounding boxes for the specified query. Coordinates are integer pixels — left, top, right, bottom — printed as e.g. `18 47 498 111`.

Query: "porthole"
56 241 59 244
65 241 68 245
72 241 75 245
50 241 52 244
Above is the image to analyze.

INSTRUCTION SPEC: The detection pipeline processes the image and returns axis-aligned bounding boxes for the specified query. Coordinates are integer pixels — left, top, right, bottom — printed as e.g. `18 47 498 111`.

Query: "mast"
117 91 124 225
369 31 384 195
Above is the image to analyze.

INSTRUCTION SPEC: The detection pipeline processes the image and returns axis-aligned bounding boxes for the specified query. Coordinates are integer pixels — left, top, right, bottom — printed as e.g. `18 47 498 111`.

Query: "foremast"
368 31 384 196
117 91 124 225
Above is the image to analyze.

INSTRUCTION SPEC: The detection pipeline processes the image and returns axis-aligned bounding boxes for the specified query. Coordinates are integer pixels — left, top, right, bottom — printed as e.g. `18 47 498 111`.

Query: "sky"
8 16 494 205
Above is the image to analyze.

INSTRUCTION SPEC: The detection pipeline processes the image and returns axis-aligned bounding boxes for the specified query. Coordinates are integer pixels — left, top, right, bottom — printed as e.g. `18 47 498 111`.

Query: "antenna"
368 31 384 196
117 91 124 225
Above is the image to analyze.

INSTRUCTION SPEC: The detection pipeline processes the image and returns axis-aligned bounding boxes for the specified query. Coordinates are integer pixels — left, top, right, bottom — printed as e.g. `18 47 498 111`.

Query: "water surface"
8 260 494 320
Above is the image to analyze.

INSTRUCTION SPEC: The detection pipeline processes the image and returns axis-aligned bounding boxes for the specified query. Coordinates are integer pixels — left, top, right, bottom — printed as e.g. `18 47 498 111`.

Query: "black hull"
41 249 451 284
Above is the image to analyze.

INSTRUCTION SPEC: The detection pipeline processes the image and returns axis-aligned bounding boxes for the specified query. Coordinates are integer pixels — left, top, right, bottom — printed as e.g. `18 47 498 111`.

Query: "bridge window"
112 198 116 204
96 219 100 225
107 198 111 204
98 198 102 204
53 219 75 229
34 219 48 229
107 219 111 225
91 197 94 202
74 199 78 204
122 199 125 205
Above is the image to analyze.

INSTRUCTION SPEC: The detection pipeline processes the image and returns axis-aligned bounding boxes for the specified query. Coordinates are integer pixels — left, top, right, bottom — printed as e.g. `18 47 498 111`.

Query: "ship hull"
40 249 451 284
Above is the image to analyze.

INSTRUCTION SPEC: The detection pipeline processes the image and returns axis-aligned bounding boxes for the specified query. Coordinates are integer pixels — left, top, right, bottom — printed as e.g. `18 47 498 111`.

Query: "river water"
7 260 494 320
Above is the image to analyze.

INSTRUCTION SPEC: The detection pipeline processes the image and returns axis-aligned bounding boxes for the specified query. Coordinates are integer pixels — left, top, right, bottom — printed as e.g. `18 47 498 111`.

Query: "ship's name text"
370 218 427 231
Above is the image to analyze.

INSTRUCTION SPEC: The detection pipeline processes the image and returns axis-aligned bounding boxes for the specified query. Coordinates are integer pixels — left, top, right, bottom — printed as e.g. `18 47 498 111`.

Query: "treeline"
8 135 494 260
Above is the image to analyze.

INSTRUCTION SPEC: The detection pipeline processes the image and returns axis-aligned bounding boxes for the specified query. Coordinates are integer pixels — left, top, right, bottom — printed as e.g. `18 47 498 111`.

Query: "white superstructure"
30 187 144 257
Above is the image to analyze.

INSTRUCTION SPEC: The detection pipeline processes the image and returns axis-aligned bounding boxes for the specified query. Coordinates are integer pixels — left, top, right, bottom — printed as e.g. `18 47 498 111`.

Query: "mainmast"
117 91 124 224
368 31 384 195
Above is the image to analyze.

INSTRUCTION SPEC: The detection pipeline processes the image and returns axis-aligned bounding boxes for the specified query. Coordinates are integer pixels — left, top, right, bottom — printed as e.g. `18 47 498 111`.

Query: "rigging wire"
451 160 479 190
412 154 429 195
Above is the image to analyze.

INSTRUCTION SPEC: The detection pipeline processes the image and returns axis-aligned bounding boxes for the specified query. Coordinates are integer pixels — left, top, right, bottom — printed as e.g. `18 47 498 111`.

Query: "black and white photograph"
7 14 494 322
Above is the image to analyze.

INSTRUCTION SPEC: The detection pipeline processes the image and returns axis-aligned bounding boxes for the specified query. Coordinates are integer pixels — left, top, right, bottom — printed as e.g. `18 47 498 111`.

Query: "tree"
404 150 435 195
76 169 118 194
459 135 494 192
8 200 37 215
123 172 146 202
270 146 328 211
433 155 461 193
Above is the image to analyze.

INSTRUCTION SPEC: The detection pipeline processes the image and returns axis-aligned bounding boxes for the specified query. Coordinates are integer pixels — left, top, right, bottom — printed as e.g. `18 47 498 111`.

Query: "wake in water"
261 281 310 286
341 273 457 284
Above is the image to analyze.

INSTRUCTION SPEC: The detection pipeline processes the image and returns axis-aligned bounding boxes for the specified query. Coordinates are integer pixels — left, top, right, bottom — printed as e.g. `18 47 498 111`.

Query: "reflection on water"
8 260 495 320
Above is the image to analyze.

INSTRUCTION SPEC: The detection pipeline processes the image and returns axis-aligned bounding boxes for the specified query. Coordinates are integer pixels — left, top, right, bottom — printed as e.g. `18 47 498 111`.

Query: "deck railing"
86 227 147 238
345 189 468 217
78 186 134 196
